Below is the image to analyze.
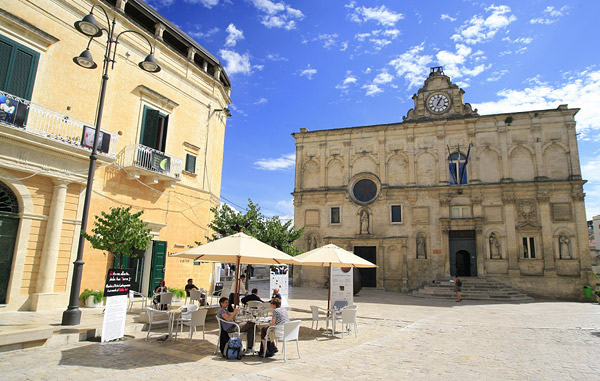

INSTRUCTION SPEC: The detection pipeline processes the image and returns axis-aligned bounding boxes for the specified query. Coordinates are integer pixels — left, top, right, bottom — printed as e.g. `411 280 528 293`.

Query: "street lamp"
62 5 161 326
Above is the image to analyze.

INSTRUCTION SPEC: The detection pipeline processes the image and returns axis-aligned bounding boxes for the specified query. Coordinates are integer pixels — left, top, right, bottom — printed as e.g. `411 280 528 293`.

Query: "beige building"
0 0 230 311
292 67 593 300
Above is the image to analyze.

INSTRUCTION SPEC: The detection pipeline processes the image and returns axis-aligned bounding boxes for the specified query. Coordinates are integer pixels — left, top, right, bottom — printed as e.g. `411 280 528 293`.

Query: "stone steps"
411 278 534 302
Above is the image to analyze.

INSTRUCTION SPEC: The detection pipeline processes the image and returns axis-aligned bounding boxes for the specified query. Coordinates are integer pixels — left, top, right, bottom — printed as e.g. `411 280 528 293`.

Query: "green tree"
203 199 304 256
83 206 152 268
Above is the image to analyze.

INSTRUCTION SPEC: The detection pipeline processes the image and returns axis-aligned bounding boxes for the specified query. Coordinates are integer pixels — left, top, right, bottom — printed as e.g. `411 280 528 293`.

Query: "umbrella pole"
327 265 331 316
234 256 241 307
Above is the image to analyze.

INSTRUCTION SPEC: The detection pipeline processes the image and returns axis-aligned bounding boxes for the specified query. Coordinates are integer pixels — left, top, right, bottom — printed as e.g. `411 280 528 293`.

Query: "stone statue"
416 233 426 258
489 233 501 259
559 235 570 259
360 210 369 234
307 235 317 250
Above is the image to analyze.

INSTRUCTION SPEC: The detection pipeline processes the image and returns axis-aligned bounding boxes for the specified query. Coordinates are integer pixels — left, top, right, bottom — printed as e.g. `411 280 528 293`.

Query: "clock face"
427 93 450 113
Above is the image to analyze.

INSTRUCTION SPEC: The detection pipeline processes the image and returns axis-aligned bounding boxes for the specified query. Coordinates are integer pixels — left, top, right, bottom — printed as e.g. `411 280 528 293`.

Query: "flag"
447 145 457 184
459 143 472 184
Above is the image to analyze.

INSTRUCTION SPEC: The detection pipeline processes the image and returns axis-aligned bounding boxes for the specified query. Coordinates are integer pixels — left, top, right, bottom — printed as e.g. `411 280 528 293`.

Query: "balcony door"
0 34 39 100
140 105 168 152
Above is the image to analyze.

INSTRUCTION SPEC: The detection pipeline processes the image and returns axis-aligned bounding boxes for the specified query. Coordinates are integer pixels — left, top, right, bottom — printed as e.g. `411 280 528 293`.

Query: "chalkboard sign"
104 268 132 297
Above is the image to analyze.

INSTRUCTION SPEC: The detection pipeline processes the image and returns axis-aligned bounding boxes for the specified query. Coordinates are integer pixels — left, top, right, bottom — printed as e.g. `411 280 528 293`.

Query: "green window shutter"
140 106 159 149
8 49 35 99
0 40 11 90
0 35 39 100
185 154 196 173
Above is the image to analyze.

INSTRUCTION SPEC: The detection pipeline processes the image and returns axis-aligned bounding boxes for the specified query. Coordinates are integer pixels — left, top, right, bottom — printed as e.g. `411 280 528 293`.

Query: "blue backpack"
224 336 243 360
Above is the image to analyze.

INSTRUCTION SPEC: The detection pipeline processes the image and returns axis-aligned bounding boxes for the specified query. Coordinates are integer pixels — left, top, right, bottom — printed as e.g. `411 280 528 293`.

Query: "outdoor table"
326 308 343 336
235 313 271 353
166 307 184 340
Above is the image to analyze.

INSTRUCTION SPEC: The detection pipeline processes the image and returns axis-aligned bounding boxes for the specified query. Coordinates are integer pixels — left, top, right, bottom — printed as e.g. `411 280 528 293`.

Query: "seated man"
217 297 255 353
241 288 263 305
271 288 282 300
184 278 198 297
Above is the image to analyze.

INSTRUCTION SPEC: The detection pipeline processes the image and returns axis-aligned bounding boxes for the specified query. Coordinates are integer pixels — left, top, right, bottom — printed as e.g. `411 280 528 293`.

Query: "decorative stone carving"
489 233 501 259
517 199 537 223
416 233 426 259
559 235 571 259
501 192 515 204
359 209 370 234
571 191 585 201
536 191 550 203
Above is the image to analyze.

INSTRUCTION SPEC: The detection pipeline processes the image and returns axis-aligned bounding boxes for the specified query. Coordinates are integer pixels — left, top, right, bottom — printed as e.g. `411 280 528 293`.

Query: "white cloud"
441 14 456 22
487 69 508 82
275 199 294 220
530 5 569 24
388 43 432 88
299 65 317 80
317 33 339 49
228 103 247 117
503 36 533 44
354 28 400 51
225 24 244 47
254 97 268 105
452 5 516 45
373 71 394 85
266 53 288 62
581 158 600 218
349 5 404 27
251 0 304 30
340 41 349 51
254 153 296 170
362 84 383 96
189 27 219 40
182 0 219 7
336 71 358 92
219 49 252 75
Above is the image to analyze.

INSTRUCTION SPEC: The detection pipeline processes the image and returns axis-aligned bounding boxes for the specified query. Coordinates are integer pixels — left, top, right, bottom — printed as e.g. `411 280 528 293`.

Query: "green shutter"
8 49 35 99
140 106 159 149
0 35 39 100
0 41 11 90
185 154 196 174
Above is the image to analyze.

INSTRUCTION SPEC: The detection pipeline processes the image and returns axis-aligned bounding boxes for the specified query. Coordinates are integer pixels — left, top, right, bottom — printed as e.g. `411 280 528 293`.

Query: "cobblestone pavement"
1 286 599 380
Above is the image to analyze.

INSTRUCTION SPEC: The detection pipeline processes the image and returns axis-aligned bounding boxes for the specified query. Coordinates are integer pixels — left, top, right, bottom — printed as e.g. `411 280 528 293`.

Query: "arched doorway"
0 182 19 304
449 230 477 277
455 250 472 276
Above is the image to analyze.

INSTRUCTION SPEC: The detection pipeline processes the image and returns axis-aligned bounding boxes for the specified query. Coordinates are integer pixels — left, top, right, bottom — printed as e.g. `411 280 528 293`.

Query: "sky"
147 0 600 221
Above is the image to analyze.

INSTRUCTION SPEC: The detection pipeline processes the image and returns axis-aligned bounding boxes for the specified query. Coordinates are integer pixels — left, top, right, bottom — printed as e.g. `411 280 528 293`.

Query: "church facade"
292 67 592 300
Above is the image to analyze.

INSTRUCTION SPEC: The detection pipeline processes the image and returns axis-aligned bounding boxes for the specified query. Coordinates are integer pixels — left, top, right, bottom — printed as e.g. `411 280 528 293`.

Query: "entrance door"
353 246 376 287
0 215 19 304
449 230 477 277
148 241 167 295
113 249 145 293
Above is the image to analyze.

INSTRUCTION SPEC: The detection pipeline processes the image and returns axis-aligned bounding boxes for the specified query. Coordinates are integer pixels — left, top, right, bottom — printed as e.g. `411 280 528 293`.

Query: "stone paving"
1 285 599 380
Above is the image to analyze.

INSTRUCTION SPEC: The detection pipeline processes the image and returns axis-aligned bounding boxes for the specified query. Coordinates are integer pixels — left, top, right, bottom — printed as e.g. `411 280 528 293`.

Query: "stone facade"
0 0 230 310
292 67 592 300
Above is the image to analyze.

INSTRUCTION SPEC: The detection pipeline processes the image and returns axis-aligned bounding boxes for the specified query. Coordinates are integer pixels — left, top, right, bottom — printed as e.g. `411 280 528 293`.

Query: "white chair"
189 289 205 306
258 301 271 317
247 300 262 312
210 282 224 305
335 305 358 338
214 314 242 354
145 306 170 341
175 304 199 336
309 305 328 332
264 320 301 362
128 290 147 312
177 309 208 342
153 292 173 310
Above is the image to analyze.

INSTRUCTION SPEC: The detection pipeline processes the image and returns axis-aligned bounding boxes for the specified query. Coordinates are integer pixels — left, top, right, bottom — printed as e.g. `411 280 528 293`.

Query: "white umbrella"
172 232 297 305
295 244 377 311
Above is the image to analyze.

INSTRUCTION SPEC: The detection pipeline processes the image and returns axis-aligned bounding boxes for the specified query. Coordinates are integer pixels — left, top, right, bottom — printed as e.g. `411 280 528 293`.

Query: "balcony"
118 144 182 186
0 90 118 157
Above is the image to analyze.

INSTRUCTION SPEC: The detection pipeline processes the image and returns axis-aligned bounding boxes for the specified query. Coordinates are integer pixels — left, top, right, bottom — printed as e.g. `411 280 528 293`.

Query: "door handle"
162 267 165 273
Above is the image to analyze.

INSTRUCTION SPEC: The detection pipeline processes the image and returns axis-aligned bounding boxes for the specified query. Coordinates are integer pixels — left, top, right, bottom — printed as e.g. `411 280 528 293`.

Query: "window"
0 35 39 100
391 205 402 223
522 237 536 259
330 207 340 224
140 105 169 152
448 152 468 185
451 206 471 219
185 154 196 174
352 178 377 202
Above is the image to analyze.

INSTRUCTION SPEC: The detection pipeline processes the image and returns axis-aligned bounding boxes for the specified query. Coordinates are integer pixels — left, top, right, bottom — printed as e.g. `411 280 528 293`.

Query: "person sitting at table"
218 296 255 353
260 298 289 356
271 288 282 300
184 278 198 297
153 280 168 310
228 274 246 312
241 288 263 305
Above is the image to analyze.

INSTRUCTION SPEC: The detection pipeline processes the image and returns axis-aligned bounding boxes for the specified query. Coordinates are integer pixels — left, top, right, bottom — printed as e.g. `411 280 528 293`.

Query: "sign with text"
101 294 128 342
270 265 289 308
151 151 171 173
104 268 132 297
330 267 353 310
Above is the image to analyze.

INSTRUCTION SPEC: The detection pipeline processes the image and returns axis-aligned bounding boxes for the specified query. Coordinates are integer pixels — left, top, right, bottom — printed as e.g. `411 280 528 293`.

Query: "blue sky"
148 0 600 221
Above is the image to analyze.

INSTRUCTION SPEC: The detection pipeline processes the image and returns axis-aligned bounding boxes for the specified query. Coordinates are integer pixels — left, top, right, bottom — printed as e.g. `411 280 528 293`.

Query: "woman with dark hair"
153 280 168 309
259 298 290 356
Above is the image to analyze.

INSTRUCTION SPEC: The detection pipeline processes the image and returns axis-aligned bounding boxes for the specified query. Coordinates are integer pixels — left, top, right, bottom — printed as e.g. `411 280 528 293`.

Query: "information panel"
101 294 128 342
330 267 353 310
270 265 289 308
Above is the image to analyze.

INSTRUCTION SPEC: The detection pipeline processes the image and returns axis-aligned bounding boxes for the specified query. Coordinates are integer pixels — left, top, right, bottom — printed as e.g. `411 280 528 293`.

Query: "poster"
0 94 28 128
81 125 111 153
270 265 289 308
330 267 353 310
104 268 132 297
151 151 171 172
101 294 128 342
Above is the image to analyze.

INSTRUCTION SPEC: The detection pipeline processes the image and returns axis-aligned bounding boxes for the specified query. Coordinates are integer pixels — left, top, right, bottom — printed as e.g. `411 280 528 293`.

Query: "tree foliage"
204 199 304 256
83 206 152 268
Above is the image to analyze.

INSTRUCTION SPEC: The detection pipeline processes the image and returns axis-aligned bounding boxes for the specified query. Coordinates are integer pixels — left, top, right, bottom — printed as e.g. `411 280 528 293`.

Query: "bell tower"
403 66 478 121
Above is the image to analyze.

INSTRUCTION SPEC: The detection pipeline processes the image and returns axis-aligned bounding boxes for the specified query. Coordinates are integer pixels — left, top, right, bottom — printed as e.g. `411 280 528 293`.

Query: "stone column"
532 123 546 179
32 179 69 310
319 142 327 188
566 121 582 180
502 192 519 273
537 192 554 270
343 141 352 185
437 132 448 185
498 126 510 180
407 136 416 186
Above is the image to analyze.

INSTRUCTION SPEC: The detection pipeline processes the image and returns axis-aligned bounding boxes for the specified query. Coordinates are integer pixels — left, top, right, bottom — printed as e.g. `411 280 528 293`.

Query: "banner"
330 267 353 310
270 265 289 307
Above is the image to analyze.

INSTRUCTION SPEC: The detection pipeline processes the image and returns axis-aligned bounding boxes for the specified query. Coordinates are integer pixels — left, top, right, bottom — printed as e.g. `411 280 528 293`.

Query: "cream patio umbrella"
295 244 377 312
171 232 298 305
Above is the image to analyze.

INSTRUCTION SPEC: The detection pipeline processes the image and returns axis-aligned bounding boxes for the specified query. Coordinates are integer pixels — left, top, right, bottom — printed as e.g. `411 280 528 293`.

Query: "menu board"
104 268 132 297
101 294 128 342
330 267 353 310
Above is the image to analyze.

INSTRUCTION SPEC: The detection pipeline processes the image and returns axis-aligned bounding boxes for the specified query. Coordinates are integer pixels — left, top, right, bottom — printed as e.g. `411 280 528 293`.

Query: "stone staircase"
411 278 534 302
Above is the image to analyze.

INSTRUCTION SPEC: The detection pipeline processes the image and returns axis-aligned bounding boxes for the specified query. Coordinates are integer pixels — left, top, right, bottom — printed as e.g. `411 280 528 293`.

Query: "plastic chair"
128 290 147 312
309 305 328 332
247 300 262 311
177 309 208 342
258 301 271 317
175 304 199 335
335 305 358 338
145 306 171 341
189 289 205 306
264 320 301 362
153 292 173 310
210 282 223 305
214 314 242 354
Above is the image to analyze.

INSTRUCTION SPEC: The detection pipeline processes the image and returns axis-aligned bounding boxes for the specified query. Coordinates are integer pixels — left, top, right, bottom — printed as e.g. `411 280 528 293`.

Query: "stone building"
292 67 592 299
0 0 230 310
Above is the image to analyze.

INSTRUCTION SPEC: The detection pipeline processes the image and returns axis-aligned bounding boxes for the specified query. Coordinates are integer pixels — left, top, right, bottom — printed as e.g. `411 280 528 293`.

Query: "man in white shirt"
228 275 246 312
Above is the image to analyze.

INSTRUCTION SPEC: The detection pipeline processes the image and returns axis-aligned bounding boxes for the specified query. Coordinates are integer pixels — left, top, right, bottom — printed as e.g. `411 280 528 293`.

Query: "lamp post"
62 5 161 325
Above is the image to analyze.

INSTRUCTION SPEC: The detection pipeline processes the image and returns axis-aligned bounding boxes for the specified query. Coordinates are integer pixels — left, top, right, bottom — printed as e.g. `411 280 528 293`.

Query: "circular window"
352 179 377 203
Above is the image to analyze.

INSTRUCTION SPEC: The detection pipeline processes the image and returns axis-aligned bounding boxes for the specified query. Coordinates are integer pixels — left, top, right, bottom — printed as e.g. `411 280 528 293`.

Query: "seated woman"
260 298 290 356
153 280 168 309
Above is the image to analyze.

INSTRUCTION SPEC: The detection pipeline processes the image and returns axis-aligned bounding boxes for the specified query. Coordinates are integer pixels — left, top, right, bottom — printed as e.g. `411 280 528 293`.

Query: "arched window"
0 182 19 213
448 152 468 185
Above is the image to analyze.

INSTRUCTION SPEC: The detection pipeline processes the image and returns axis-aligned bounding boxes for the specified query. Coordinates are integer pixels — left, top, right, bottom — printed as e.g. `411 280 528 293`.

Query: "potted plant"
168 288 186 302
80 289 105 308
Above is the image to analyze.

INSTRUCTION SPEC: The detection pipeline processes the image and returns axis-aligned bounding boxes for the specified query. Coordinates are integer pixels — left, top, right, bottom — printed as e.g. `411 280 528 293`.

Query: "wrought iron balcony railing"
0 90 118 157
118 144 183 183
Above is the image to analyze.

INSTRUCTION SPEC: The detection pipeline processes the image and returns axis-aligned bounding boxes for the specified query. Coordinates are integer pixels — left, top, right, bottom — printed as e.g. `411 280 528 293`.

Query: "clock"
427 93 450 113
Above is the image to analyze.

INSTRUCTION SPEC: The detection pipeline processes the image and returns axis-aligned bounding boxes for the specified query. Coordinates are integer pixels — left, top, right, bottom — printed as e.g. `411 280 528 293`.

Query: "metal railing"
119 144 183 180
0 90 118 156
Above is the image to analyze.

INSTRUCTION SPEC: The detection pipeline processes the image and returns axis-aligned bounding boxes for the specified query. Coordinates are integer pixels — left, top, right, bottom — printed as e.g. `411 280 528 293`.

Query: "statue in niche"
359 210 370 234
416 233 426 258
559 235 570 259
489 233 501 259
307 235 318 251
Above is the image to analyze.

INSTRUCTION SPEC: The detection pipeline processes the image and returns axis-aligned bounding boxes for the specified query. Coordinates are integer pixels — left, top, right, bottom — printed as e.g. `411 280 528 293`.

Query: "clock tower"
403 66 478 121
